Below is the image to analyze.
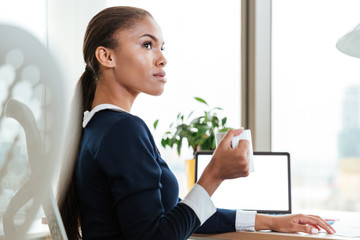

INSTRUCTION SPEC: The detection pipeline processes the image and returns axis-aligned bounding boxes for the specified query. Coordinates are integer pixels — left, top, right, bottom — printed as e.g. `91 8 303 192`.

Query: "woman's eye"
161 46 165 51
143 42 152 49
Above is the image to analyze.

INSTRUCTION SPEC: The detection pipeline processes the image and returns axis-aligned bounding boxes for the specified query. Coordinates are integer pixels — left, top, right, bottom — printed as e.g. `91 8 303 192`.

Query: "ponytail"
81 66 97 113
57 69 97 240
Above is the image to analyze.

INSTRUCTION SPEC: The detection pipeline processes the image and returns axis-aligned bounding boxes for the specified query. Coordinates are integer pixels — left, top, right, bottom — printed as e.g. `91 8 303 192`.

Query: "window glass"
0 0 47 235
0 0 47 44
272 0 360 210
107 0 242 196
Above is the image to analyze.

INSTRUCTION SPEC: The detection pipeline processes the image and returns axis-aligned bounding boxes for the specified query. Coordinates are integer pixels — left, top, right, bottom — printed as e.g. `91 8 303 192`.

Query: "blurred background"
1 1 360 236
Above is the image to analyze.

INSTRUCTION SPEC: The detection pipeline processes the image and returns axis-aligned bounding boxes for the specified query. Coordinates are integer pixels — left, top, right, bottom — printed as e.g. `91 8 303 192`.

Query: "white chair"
0 24 68 240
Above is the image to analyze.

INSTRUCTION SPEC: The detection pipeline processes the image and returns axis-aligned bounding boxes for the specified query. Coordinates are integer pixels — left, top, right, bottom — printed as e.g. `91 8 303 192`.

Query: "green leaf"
201 137 212 150
197 137 208 146
211 116 219 128
221 117 227 126
153 119 159 129
213 107 223 111
161 138 167 148
204 111 209 123
170 137 177 147
175 124 190 137
211 135 216 149
194 97 208 105
177 137 183 156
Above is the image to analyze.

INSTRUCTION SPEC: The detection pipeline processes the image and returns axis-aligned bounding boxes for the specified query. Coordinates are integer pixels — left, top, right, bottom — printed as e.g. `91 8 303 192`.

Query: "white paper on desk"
335 227 360 238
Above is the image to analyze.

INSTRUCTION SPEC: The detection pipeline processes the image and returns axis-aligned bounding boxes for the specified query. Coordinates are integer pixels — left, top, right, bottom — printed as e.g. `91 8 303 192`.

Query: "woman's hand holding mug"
197 128 250 196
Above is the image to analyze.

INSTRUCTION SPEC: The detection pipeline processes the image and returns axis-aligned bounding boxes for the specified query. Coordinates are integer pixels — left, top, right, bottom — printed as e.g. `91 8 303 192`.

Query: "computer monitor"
195 151 291 214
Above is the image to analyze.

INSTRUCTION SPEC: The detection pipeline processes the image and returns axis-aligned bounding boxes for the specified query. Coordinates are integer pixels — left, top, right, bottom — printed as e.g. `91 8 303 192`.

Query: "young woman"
59 6 335 240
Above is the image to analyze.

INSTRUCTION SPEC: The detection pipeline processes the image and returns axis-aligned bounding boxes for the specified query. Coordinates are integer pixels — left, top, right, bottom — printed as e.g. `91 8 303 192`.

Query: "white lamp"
336 23 360 58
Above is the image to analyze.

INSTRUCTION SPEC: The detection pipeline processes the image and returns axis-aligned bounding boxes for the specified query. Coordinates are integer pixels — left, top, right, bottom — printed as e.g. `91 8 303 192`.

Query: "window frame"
242 0 272 151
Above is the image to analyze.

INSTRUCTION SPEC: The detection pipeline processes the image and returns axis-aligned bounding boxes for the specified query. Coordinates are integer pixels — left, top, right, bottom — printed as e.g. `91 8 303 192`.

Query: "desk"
190 210 360 240
190 231 356 240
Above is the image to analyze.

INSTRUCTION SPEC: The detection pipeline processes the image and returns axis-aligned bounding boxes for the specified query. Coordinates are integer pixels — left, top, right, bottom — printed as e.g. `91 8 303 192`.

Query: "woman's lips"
153 72 167 82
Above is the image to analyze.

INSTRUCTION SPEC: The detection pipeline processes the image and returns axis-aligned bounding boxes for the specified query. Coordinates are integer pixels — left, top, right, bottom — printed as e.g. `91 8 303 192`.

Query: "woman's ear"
95 46 116 69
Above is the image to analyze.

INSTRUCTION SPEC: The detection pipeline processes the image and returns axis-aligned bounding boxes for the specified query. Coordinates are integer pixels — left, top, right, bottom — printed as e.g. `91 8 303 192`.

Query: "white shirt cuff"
181 183 216 225
235 210 257 231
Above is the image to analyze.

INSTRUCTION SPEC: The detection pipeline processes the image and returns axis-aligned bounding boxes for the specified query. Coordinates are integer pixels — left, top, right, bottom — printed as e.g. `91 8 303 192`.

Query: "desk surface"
190 231 357 240
190 210 360 240
1 210 359 239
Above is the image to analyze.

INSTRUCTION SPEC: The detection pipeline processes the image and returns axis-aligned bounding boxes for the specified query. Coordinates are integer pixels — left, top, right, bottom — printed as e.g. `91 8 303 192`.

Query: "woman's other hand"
197 128 250 196
255 214 336 235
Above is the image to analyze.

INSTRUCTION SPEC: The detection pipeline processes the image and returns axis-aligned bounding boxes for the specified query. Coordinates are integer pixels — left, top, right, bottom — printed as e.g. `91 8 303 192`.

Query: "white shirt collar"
82 104 129 128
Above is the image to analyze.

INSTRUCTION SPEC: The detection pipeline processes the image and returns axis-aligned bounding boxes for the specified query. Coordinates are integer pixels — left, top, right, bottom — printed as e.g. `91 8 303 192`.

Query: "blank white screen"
196 154 290 211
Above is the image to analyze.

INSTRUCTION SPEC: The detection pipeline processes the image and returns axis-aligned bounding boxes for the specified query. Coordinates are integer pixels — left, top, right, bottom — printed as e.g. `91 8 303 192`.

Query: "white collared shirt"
82 104 128 128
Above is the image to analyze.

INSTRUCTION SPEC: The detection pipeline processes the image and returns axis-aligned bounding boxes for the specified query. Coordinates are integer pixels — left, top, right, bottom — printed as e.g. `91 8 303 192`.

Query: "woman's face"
111 16 167 96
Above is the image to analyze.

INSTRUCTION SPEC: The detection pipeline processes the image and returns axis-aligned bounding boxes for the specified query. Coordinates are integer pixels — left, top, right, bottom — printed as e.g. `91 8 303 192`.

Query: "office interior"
1 0 360 239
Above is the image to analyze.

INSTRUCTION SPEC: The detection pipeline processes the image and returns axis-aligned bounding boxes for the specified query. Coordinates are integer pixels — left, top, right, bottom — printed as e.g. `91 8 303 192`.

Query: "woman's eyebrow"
140 33 157 41
139 33 165 45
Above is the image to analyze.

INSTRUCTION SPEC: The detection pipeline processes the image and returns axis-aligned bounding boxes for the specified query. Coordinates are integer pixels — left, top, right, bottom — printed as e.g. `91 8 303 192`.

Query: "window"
272 0 360 210
0 0 47 234
0 0 47 44
107 0 242 196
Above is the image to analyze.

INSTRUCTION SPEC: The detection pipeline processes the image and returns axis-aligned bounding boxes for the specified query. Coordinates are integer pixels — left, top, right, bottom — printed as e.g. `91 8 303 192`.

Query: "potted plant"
154 97 232 190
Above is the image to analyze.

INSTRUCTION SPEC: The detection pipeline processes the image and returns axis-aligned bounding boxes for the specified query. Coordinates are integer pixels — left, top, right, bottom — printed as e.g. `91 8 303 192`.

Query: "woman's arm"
196 129 335 235
96 116 206 239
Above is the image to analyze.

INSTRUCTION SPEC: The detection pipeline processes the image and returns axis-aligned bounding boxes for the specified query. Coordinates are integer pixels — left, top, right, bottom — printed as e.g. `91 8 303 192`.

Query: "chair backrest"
0 24 68 239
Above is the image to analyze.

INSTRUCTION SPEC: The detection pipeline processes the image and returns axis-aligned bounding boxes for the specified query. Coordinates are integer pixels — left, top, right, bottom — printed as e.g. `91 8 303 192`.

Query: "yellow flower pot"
185 158 195 192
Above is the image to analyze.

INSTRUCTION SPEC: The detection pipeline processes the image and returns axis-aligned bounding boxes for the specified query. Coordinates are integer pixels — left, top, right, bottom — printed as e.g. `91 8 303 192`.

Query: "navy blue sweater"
76 110 236 240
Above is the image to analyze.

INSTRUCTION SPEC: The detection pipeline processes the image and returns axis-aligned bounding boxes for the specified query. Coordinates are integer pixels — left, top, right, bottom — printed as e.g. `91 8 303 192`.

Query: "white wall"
47 0 106 102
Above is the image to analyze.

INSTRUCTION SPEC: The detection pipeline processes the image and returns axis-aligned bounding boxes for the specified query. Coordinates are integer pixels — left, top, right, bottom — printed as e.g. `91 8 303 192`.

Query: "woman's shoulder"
92 109 149 135
94 111 157 158
90 109 144 125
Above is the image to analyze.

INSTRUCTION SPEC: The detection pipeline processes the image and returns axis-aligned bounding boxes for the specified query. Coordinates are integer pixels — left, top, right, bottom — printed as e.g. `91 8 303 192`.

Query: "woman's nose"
156 51 167 67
